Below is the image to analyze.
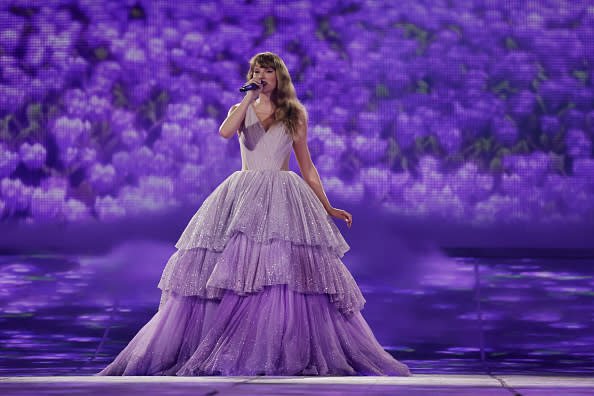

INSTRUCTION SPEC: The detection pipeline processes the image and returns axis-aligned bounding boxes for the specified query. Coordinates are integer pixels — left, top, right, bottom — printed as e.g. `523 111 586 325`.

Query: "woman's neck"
256 92 273 109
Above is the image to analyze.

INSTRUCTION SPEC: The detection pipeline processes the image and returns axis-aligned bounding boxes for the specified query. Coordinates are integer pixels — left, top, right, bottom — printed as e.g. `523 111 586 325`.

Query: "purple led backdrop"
0 0 593 227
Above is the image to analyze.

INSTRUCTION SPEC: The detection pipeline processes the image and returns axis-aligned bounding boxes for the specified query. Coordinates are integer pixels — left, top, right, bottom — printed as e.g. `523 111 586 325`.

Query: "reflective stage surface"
1 240 593 378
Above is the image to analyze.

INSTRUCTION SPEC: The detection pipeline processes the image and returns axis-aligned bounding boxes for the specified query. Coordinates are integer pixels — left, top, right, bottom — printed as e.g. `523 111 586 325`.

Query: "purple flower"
473 195 520 225
403 182 428 214
342 180 365 204
166 101 201 124
431 185 464 220
182 144 201 164
112 151 131 175
161 122 193 151
509 90 536 119
40 176 69 191
540 115 560 138
24 35 45 68
111 109 136 134
130 146 155 176
562 109 585 130
176 163 205 201
565 129 591 158
88 163 116 195
37 66 64 91
180 32 205 57
52 116 91 150
139 175 175 201
89 61 122 95
1 64 28 85
147 37 167 61
435 124 462 154
360 167 391 201
63 89 88 117
389 171 411 198
95 196 126 222
395 112 424 149
502 152 551 183
357 111 383 137
64 198 91 222
419 156 446 189
501 173 522 196
130 80 154 106
351 135 388 165
19 143 47 170
121 128 145 149
539 77 577 112
150 153 176 176
162 26 181 48
0 147 19 177
0 29 20 53
87 94 112 122
79 147 97 167
1 178 31 213
573 159 594 180
61 147 79 168
315 154 336 177
451 163 493 202
30 187 65 222
492 117 518 146
0 84 26 113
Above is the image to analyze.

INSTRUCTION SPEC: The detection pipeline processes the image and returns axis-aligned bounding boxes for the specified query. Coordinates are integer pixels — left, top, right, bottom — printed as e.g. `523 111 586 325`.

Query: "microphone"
239 80 266 92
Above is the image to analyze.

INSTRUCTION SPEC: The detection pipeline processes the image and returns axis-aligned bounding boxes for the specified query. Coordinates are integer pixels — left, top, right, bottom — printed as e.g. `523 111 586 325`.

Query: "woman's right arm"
218 90 257 139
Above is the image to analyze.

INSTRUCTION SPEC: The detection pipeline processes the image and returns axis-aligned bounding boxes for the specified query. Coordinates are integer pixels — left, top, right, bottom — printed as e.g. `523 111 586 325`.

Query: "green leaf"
505 37 518 50
264 15 276 36
25 276 55 281
26 103 42 123
93 46 109 61
206 104 218 118
535 95 546 113
481 138 492 152
573 70 587 84
416 79 429 94
447 25 462 36
531 78 540 91
511 139 530 154
492 80 510 94
415 136 425 152
387 137 401 161
112 83 127 107
375 84 390 98
490 157 502 171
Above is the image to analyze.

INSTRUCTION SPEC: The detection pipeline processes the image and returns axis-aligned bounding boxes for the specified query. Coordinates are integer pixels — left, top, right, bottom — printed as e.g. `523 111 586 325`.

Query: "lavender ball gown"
97 105 411 376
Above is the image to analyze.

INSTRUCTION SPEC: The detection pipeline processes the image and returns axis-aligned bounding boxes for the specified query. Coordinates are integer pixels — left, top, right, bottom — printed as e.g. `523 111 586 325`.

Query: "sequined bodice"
239 105 293 170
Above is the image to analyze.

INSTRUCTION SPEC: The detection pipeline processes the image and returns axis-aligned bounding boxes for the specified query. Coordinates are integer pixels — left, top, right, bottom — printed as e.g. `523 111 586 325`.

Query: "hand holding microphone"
239 80 266 92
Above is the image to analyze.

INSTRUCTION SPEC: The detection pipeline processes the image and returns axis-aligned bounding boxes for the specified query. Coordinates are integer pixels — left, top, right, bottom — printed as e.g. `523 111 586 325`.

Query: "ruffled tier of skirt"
174 170 350 256
97 286 411 376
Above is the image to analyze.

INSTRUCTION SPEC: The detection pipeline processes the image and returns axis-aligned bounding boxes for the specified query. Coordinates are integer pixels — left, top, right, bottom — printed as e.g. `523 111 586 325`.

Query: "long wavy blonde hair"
246 52 306 139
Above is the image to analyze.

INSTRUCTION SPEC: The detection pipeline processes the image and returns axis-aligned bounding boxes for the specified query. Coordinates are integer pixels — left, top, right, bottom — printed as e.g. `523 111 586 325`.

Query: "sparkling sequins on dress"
97 105 411 376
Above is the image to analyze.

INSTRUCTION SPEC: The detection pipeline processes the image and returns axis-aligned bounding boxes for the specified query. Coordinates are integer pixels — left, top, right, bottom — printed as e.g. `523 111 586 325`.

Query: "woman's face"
253 63 277 92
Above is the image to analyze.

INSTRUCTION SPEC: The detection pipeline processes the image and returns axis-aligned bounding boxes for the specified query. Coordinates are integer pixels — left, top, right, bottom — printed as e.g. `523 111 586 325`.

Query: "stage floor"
1 240 594 394
1 375 593 395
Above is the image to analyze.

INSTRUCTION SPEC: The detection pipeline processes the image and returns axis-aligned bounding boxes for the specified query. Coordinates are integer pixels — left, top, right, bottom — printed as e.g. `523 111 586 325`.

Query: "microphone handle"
239 81 266 92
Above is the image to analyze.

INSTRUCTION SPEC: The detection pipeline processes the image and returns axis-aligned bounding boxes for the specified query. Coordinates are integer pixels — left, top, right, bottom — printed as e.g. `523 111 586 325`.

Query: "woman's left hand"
327 207 352 228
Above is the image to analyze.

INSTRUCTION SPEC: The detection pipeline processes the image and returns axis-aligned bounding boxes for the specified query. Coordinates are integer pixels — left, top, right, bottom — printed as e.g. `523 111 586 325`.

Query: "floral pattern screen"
0 0 593 226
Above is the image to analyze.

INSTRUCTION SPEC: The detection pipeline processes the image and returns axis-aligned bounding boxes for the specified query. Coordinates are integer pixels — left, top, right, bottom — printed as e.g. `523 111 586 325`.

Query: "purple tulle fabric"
97 106 410 376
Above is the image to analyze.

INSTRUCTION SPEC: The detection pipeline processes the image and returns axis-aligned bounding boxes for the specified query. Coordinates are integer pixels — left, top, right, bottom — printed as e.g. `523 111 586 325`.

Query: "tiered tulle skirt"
97 170 410 376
